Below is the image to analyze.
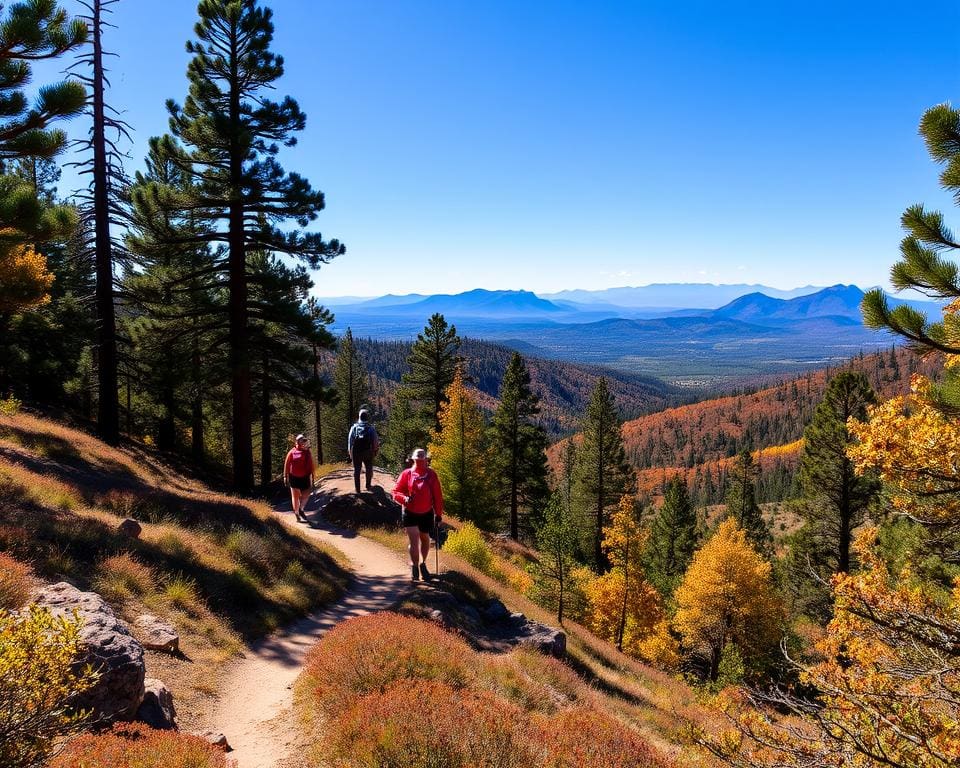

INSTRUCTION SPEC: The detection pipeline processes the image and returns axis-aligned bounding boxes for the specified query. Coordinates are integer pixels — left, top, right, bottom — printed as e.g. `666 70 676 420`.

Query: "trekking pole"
434 516 440 580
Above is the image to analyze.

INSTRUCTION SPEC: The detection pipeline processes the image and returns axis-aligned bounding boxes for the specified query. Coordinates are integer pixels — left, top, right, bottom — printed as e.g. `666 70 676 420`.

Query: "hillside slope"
357 337 679 436
551 347 940 503
0 409 349 730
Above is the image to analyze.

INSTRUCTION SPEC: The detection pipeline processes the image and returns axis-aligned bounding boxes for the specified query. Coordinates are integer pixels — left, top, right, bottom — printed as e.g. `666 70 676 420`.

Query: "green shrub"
162 573 199 612
444 523 496 575
0 396 21 416
50 723 231 768
0 606 99 768
0 553 32 610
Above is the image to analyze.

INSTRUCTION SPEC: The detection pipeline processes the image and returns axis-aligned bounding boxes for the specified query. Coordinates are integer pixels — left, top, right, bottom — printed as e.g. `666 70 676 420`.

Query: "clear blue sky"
34 0 960 297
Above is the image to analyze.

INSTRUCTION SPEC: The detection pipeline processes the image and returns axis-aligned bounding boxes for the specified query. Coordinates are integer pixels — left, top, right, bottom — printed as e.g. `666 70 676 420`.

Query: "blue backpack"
353 422 373 452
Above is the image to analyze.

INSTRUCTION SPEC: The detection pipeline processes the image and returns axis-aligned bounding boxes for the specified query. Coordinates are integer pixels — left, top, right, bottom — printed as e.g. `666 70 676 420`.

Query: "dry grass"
0 551 33 609
298 612 679 768
358 520 718 764
50 723 233 768
0 409 350 729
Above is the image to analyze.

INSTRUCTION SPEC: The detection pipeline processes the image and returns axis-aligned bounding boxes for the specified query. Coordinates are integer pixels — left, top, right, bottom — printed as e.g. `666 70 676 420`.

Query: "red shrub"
328 679 533 768
50 724 233 768
534 708 673 768
304 612 476 715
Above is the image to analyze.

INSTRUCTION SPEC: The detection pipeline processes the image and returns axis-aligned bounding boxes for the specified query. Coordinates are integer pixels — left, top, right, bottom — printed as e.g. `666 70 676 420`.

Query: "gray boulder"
483 598 510 623
518 622 567 658
33 582 145 721
134 614 179 654
137 678 176 730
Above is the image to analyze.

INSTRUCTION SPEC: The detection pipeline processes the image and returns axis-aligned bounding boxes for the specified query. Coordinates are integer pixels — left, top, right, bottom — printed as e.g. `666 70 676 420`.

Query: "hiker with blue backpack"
347 408 380 494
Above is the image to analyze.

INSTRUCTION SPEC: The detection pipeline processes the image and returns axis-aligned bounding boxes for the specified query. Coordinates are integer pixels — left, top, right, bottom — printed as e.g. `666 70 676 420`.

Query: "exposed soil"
201 468 415 768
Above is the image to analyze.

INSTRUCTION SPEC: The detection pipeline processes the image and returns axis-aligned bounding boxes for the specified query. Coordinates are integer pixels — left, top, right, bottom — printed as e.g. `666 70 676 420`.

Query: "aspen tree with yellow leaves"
675 518 781 682
586 495 662 654
429 366 496 526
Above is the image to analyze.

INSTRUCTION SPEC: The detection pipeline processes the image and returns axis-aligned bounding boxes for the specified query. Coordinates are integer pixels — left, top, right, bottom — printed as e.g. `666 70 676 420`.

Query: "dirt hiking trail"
204 468 413 768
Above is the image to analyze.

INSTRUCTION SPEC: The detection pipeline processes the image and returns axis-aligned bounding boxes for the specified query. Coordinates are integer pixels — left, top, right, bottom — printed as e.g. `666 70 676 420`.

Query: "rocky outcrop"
416 588 566 658
137 678 177 730
134 614 179 654
33 582 146 721
193 730 232 751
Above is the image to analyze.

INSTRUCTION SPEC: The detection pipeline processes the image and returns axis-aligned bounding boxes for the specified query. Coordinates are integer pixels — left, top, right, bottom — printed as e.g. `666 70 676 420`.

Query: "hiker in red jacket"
283 434 315 522
392 448 444 581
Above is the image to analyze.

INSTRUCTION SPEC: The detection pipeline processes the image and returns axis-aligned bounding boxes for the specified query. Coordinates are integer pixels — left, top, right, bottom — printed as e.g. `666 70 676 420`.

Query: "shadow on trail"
251 571 412 669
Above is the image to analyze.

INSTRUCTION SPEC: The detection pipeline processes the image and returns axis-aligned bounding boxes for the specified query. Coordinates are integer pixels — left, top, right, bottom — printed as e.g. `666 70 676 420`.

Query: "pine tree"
72 0 132 446
861 104 960 414
533 493 577 623
382 389 419 470
724 448 773 558
324 328 367 462
557 438 577 518
644 475 698 600
428 366 494 526
304 297 336 464
402 313 460 435
129 0 344 491
572 377 633 569
490 352 548 541
125 137 222 458
799 371 879 571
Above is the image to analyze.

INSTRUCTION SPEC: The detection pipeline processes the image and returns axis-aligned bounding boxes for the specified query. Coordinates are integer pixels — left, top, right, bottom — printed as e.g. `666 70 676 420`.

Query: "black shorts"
402 510 435 533
288 474 311 490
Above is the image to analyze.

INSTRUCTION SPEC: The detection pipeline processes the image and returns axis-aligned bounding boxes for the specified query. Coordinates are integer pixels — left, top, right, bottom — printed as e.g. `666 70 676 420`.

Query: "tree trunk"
227 21 253 493
313 343 323 464
92 0 119 445
260 350 272 491
191 331 205 465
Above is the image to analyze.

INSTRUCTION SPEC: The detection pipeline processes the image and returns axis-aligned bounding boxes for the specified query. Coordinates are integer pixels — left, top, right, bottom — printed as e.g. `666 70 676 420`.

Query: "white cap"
411 448 427 461
296 434 306 442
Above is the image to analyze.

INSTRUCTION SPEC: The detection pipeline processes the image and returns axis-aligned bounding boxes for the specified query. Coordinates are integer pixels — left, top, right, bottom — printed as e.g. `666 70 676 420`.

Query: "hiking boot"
410 564 420 582
419 562 431 581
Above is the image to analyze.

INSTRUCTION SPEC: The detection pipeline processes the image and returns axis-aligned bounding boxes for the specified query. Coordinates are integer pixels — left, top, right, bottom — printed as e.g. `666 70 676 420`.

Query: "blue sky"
33 0 960 297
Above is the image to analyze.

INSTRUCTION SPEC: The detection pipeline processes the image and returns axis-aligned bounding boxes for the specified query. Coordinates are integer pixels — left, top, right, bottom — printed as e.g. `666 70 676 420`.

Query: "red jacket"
284 448 314 478
393 467 444 517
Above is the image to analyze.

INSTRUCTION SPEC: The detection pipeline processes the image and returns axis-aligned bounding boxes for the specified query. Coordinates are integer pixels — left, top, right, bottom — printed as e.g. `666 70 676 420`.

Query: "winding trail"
204 468 411 768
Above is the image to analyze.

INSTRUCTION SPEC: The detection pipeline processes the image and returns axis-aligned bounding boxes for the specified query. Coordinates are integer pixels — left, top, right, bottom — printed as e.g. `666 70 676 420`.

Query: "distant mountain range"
323 283 943 386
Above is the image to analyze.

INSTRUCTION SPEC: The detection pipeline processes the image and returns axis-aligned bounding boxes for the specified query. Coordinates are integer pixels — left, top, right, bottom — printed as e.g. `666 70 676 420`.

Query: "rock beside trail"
137 678 177 730
416 587 566 658
134 614 179 654
118 518 142 538
518 623 567 658
33 582 146 721
193 730 232 751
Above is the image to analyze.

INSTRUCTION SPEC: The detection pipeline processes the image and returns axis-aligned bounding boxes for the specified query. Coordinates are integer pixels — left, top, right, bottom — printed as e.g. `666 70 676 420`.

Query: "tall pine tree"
490 352 549 541
572 377 633 569
324 328 367 462
644 475 698 600
724 448 773 558
129 0 344 491
402 313 460 435
788 371 880 620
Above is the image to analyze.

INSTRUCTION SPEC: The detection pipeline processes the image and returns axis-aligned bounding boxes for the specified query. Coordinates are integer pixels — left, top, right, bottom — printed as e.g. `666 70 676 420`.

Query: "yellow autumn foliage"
674 518 781 680
0 606 98 767
848 373 960 525
0 243 54 314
